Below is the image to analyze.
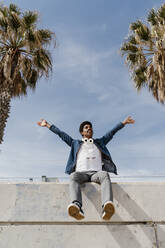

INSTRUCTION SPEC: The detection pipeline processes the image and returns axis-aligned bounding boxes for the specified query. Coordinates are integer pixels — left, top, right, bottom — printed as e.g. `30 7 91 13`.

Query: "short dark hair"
79 121 92 133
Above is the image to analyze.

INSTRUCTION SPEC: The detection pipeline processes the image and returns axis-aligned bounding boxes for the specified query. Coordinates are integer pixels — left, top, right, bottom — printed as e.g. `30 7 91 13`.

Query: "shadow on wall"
82 183 165 248
112 184 158 247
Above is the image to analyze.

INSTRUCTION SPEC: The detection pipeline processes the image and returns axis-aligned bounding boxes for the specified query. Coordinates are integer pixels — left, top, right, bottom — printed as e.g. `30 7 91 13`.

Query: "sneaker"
102 201 115 220
67 203 85 220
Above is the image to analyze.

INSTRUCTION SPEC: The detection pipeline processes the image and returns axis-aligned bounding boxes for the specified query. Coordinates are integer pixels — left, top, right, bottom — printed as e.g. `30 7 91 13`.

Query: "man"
37 116 135 221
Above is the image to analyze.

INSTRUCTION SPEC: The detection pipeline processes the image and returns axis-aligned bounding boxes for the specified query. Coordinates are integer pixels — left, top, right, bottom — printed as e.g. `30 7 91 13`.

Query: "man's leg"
90 171 113 204
68 171 90 220
91 171 115 220
70 171 90 205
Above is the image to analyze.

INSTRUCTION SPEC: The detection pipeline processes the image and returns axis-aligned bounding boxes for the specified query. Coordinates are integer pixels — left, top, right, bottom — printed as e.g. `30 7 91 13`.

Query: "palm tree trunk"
0 51 19 144
0 91 11 144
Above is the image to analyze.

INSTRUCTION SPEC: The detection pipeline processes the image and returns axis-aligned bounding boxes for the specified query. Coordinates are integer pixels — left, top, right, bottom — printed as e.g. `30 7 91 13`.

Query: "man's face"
81 124 93 139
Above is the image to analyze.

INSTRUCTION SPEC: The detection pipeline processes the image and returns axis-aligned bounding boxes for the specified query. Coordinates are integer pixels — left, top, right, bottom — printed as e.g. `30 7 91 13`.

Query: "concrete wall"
0 182 164 248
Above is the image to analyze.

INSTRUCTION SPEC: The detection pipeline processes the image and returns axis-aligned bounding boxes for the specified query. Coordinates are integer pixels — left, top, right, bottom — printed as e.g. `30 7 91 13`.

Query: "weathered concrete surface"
0 182 164 248
157 225 165 248
0 224 157 248
0 182 164 222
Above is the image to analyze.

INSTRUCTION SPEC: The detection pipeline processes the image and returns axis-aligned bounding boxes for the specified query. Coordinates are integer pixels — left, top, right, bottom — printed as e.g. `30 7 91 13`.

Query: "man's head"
79 121 93 139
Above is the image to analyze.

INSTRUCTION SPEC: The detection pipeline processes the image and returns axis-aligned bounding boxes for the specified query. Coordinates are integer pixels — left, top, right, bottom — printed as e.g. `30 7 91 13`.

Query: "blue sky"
0 0 165 179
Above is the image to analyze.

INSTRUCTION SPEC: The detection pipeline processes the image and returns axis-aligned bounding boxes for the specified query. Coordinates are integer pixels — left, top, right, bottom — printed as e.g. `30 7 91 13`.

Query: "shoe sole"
68 204 84 220
102 202 115 220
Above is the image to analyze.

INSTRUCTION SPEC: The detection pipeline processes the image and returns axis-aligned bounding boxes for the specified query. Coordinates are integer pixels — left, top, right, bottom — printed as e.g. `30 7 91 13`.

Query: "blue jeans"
69 170 113 207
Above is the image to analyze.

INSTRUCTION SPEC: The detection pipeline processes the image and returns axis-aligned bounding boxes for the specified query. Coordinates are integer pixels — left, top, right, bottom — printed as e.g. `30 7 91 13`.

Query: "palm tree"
0 3 55 144
120 3 165 104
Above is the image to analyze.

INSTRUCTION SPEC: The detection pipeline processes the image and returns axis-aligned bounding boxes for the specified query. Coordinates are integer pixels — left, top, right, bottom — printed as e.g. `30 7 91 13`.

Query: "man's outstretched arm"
37 119 73 147
101 116 135 145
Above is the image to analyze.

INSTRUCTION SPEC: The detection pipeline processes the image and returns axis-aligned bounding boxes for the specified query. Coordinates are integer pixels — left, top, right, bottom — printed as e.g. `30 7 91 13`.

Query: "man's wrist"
46 123 51 128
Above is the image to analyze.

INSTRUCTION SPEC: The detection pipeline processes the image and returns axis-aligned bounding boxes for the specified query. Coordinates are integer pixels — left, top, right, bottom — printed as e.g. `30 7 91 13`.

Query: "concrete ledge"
0 182 165 222
0 182 165 248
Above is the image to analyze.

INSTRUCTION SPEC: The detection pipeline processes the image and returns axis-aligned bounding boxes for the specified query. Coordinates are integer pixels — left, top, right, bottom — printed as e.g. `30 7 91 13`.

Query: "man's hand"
122 116 135 125
37 119 51 128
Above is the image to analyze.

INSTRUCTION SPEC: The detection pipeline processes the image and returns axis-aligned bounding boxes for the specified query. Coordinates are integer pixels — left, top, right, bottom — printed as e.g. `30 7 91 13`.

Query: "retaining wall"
0 182 164 248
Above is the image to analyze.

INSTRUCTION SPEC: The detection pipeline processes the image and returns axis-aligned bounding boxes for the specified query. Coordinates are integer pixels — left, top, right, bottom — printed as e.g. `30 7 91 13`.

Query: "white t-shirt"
76 138 103 172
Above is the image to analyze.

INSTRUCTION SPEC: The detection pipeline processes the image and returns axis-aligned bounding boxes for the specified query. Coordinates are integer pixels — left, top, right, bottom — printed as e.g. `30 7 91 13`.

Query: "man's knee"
70 171 81 182
99 171 110 182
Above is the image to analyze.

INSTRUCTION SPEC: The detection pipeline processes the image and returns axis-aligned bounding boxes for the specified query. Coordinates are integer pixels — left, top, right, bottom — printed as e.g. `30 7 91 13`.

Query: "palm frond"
12 72 27 97
21 56 33 78
27 69 38 90
25 29 41 49
120 42 138 54
136 24 151 41
33 48 52 76
37 29 54 45
128 35 137 45
23 11 38 29
133 66 147 90
158 4 165 20
147 9 157 25
9 4 21 15
126 53 138 65
8 12 22 32
0 6 8 18
130 20 142 31
0 17 8 32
